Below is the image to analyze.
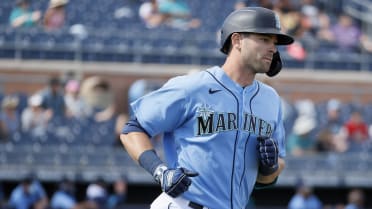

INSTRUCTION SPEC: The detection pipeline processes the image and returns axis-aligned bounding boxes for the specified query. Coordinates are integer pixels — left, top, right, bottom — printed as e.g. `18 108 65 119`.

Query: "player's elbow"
120 133 128 145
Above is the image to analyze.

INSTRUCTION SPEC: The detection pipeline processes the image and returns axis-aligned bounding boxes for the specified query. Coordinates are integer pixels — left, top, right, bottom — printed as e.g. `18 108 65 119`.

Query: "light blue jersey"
131 66 286 209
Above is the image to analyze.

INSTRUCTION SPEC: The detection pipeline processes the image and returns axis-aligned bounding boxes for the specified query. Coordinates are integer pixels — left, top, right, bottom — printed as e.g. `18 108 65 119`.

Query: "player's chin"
259 64 270 74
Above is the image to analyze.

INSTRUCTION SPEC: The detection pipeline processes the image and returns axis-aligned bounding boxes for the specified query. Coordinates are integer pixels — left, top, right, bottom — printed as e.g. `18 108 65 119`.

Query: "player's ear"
231 33 242 51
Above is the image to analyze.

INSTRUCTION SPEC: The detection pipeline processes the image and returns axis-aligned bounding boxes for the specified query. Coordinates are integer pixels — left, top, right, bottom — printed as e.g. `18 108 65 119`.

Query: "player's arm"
120 131 153 162
120 118 198 197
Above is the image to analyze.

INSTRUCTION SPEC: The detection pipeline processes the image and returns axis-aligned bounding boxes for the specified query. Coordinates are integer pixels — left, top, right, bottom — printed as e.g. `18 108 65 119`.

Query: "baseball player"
120 7 294 209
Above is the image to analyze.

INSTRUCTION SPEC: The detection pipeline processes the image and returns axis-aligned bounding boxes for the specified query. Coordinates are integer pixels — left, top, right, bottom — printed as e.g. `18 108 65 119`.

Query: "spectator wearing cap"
9 0 41 28
0 95 20 141
40 77 66 120
288 180 322 209
86 178 108 208
286 115 317 156
51 177 99 209
21 94 51 137
43 0 69 31
8 175 48 209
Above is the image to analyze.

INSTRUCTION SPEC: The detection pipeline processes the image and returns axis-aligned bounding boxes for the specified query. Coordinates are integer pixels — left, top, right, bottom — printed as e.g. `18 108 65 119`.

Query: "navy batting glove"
153 165 199 197
256 136 279 176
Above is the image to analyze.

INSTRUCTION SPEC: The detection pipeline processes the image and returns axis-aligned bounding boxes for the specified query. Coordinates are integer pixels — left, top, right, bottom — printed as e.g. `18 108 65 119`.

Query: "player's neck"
221 60 255 87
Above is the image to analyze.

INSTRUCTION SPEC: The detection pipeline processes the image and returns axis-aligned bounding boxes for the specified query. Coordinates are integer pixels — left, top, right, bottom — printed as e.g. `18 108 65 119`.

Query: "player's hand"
256 136 279 176
153 165 199 197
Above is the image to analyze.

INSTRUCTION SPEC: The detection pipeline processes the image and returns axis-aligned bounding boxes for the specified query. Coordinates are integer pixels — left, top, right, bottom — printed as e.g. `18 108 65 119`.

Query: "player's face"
240 33 277 74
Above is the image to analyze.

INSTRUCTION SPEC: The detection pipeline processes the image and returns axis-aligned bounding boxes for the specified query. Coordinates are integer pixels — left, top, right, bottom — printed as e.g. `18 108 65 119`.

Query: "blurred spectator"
324 99 344 133
69 24 88 40
315 99 348 153
295 99 317 119
80 76 115 122
86 178 108 209
281 98 297 138
360 33 372 53
341 109 370 151
8 175 48 209
157 0 201 30
40 77 66 120
234 0 273 10
330 14 362 52
43 0 69 31
21 94 51 137
315 129 337 153
51 177 98 209
300 0 319 30
296 0 325 50
51 178 77 209
277 7 300 34
9 0 41 28
345 189 365 209
287 115 317 156
288 181 322 209
139 0 165 28
64 79 89 119
280 8 309 60
315 6 334 45
234 1 248 10
139 0 201 30
107 176 128 209
274 0 296 13
0 95 21 141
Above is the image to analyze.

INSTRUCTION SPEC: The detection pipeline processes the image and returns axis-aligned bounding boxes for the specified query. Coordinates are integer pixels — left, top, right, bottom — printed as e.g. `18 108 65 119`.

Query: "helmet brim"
248 28 294 45
219 29 294 54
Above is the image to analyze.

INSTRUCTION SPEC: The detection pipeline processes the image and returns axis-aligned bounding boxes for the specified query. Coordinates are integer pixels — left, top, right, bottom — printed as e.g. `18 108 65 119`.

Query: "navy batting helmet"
220 7 294 54
219 7 294 77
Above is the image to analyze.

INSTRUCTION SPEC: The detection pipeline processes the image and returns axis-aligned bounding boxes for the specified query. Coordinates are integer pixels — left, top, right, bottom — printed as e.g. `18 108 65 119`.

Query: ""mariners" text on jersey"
196 112 273 137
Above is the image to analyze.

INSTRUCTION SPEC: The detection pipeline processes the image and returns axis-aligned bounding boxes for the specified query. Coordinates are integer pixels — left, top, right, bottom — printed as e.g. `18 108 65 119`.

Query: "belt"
188 201 205 209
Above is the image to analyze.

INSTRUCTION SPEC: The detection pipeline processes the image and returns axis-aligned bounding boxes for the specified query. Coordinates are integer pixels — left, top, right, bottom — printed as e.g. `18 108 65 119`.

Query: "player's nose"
268 43 276 54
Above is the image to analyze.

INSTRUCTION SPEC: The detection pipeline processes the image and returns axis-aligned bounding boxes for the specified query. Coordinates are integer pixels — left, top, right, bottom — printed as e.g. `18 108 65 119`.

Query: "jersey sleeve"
272 100 286 158
130 78 189 137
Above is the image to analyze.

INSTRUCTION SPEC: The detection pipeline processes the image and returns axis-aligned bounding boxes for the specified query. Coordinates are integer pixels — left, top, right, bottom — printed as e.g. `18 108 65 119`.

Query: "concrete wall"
1 59 372 115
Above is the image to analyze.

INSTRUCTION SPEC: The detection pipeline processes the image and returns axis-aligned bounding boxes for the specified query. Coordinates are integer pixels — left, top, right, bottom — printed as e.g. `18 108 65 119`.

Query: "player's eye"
260 37 271 43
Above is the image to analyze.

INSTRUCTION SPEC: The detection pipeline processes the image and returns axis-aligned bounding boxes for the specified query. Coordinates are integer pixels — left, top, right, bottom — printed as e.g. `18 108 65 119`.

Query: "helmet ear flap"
266 51 282 77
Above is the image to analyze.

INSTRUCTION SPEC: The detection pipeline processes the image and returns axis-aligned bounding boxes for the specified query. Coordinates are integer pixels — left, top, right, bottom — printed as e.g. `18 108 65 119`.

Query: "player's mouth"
263 57 272 63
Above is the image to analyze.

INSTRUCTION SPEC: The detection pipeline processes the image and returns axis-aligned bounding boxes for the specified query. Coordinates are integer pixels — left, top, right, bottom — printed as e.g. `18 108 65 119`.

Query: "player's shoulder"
256 80 280 97
165 66 218 88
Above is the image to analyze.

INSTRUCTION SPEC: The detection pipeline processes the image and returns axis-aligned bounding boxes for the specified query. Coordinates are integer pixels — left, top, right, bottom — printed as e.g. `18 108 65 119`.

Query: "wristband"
254 177 278 189
138 149 164 175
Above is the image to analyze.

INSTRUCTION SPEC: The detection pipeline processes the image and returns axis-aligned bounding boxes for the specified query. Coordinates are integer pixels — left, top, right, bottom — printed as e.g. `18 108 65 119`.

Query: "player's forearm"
120 132 154 162
256 158 285 184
